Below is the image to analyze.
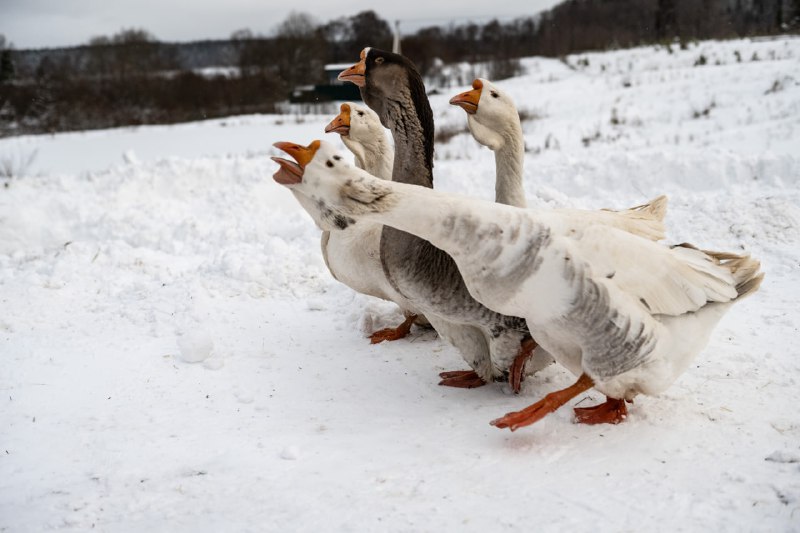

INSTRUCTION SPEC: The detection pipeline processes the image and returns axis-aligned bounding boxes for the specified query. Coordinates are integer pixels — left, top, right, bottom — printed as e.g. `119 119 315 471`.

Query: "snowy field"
2 37 799 531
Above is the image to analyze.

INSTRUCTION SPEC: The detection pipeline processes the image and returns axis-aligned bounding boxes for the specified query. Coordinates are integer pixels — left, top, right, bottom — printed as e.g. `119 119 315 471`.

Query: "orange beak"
338 49 367 87
449 79 483 115
271 140 321 185
324 104 351 136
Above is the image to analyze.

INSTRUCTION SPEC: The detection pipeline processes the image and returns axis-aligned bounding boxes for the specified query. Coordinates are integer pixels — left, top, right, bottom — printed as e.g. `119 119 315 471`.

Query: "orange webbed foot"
573 397 628 425
490 394 562 431
491 373 595 431
438 370 487 388
369 314 416 344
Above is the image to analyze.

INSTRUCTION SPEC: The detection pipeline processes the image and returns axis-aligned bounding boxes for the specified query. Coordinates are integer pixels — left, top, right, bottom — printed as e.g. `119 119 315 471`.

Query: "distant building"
289 63 361 103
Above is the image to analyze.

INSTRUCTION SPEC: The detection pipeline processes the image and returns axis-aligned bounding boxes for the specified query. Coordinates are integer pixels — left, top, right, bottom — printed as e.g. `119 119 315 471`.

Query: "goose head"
339 47 412 116
272 140 394 229
272 140 353 231
449 78 521 151
324 102 393 179
324 102 384 143
339 47 432 135
324 103 352 137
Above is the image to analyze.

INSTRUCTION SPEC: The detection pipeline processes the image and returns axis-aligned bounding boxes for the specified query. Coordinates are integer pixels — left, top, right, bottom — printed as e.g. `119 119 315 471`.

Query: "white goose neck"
341 132 393 181
494 127 527 208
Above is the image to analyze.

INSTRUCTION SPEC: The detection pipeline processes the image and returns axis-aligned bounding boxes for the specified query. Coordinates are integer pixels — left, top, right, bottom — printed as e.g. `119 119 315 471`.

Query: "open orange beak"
324 104 351 136
338 49 367 87
449 79 483 115
271 140 321 185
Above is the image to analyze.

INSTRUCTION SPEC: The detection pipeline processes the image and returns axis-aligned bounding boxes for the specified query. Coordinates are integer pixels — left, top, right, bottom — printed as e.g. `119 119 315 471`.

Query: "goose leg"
438 370 486 388
509 337 537 394
491 373 594 431
369 314 417 344
573 397 628 425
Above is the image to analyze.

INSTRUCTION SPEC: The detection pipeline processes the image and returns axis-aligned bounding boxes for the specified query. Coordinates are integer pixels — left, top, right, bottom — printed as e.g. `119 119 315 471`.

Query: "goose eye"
374 57 384 65
333 155 342 161
326 160 334 168
490 91 499 98
357 111 364 116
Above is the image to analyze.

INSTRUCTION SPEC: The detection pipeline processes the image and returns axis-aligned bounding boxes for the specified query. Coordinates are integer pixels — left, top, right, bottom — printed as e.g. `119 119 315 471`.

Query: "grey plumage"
562 259 657 379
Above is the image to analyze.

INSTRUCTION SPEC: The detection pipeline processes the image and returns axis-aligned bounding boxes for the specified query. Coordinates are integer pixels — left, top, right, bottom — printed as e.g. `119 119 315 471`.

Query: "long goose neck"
361 58 433 187
368 181 524 264
494 125 527 208
388 99 433 187
371 183 459 249
342 135 393 181
370 66 434 187
341 136 369 172
371 133 394 181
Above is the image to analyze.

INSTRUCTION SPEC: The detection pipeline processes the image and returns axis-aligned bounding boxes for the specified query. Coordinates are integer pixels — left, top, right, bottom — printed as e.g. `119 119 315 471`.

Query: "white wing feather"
561 224 739 316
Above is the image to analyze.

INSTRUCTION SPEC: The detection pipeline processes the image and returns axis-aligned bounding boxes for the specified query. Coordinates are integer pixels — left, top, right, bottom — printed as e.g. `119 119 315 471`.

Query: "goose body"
339 48 538 386
272 140 763 430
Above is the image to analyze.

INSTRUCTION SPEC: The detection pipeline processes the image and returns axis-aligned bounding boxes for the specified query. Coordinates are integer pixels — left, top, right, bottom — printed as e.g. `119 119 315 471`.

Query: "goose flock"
271 47 763 432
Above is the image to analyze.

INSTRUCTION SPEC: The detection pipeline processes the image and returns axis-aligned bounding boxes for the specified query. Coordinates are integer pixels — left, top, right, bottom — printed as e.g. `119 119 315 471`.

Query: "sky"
1 0 564 50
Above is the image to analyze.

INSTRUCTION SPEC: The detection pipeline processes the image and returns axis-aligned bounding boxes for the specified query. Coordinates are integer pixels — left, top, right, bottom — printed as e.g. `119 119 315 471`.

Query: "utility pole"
392 20 402 55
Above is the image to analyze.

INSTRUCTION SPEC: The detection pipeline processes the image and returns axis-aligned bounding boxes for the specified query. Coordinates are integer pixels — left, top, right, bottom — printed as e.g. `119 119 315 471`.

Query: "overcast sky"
2 0 563 49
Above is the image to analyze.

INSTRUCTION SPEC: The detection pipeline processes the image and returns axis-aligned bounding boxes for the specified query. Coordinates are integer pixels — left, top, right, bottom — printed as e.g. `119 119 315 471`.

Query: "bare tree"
656 0 678 40
275 12 318 38
349 11 393 51
320 18 353 61
270 12 326 87
86 28 176 79
0 50 14 83
230 28 254 41
0 34 14 84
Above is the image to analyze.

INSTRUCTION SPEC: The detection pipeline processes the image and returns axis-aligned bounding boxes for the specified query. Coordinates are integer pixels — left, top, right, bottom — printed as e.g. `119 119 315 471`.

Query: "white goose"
449 77 670 387
273 140 763 430
315 103 426 343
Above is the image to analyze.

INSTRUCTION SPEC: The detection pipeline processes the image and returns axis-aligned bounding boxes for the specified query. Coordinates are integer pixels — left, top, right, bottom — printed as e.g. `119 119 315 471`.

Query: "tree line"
1 1 797 137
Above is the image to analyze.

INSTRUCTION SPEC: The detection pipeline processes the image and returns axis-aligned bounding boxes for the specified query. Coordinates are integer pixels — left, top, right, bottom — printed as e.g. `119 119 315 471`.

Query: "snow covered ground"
1 37 799 531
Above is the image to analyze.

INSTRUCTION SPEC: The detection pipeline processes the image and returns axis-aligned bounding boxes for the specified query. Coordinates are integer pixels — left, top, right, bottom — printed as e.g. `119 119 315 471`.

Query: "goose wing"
562 224 740 316
551 195 667 242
